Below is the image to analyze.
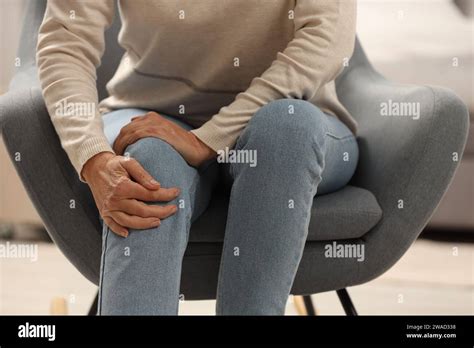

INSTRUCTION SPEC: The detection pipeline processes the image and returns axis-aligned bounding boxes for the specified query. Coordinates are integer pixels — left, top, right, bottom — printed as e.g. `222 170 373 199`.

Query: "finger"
114 177 180 202
113 132 135 155
121 158 161 190
121 119 140 133
116 199 178 219
114 121 141 154
146 111 161 118
120 129 152 154
111 211 162 230
130 182 180 202
103 216 129 238
131 115 145 122
113 134 126 155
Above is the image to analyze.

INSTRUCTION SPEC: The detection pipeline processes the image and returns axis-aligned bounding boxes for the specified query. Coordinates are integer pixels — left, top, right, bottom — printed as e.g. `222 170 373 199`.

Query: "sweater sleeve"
191 0 357 152
36 0 116 180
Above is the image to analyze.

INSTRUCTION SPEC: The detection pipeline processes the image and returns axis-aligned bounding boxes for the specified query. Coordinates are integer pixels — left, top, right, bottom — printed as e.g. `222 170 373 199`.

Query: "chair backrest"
96 6 124 101
17 0 372 110
14 0 124 100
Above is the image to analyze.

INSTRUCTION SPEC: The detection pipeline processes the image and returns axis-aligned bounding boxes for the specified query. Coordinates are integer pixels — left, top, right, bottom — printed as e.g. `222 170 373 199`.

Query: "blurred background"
0 0 473 315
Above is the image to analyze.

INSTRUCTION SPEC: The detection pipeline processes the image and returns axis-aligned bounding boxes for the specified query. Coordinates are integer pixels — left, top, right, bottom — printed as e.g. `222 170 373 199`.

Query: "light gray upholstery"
1 0 469 298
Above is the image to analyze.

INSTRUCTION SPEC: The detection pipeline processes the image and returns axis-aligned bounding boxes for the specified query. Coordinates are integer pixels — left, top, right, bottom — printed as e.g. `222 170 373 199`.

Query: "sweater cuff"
191 122 237 153
73 136 115 182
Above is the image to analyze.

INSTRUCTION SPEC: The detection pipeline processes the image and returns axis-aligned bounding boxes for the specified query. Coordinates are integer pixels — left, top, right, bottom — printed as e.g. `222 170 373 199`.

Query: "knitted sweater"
36 0 358 177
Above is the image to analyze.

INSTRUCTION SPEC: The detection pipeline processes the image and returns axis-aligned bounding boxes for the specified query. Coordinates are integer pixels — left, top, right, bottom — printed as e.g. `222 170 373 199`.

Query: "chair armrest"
0 87 102 284
337 61 470 283
9 66 40 92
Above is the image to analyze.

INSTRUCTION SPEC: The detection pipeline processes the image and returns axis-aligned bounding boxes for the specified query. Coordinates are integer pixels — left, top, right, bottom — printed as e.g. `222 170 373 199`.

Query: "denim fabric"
98 99 359 315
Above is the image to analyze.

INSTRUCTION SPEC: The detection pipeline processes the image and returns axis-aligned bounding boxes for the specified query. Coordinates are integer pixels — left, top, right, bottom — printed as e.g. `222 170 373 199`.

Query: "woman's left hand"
113 112 216 167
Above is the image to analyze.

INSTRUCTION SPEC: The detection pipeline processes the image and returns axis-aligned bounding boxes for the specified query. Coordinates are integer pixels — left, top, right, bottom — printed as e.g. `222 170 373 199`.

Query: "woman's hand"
113 112 216 167
82 152 180 238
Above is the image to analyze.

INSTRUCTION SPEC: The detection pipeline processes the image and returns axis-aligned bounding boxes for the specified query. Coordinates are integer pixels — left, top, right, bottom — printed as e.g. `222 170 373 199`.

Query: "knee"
239 99 327 154
124 137 198 219
125 137 191 188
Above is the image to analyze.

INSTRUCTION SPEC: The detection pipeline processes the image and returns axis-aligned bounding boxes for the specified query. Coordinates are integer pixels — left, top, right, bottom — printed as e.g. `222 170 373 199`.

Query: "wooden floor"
0 237 472 315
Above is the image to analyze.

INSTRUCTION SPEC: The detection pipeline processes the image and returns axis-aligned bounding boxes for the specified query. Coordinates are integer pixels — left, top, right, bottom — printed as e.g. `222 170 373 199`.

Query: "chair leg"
336 288 358 316
293 296 307 315
50 297 68 315
302 295 316 316
88 292 99 316
293 295 318 315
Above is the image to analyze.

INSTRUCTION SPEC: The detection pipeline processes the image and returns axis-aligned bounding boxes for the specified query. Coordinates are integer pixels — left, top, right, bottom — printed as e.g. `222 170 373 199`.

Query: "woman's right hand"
81 152 180 238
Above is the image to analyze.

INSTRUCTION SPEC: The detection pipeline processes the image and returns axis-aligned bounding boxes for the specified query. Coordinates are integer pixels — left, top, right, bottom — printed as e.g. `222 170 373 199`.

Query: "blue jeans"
98 99 359 315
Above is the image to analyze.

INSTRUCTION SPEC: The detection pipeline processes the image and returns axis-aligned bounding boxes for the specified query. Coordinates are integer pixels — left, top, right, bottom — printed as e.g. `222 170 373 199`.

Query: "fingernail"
175 189 181 195
123 232 129 238
172 206 178 213
154 219 161 226
150 179 159 185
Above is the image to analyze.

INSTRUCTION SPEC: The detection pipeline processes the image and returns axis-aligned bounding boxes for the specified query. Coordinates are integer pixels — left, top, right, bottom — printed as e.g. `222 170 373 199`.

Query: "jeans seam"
215 227 228 314
325 132 355 141
98 225 110 315
215 188 239 314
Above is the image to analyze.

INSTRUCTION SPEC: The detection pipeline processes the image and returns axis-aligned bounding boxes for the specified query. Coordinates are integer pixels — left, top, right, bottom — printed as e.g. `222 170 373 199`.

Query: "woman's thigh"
102 108 193 146
99 109 220 313
317 115 359 196
219 104 359 195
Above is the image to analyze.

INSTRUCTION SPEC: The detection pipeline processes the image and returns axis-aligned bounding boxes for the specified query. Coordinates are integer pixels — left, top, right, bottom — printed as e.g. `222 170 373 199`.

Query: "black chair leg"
336 288 358 316
302 295 316 316
88 292 99 316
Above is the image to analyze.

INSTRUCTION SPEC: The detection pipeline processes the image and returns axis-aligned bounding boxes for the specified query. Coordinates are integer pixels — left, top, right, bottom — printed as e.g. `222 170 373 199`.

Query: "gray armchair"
0 0 469 315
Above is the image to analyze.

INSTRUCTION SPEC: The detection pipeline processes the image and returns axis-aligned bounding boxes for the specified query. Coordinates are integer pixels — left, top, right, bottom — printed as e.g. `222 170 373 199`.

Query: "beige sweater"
37 0 358 177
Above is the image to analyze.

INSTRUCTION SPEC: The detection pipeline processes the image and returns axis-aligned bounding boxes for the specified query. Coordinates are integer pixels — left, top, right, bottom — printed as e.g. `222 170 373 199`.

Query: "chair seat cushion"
189 185 382 242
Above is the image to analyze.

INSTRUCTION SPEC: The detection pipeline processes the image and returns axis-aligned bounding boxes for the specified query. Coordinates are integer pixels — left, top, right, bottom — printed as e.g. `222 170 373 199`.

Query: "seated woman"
37 0 358 315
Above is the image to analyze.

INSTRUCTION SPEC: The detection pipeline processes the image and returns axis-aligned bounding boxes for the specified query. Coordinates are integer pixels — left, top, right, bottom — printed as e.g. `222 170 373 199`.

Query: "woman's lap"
101 105 358 198
102 108 218 222
98 101 359 314
102 108 194 146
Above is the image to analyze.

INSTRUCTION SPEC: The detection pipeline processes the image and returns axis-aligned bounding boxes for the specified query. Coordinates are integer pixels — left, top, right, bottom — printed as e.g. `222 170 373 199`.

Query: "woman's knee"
239 99 328 154
125 137 194 188
123 137 199 224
